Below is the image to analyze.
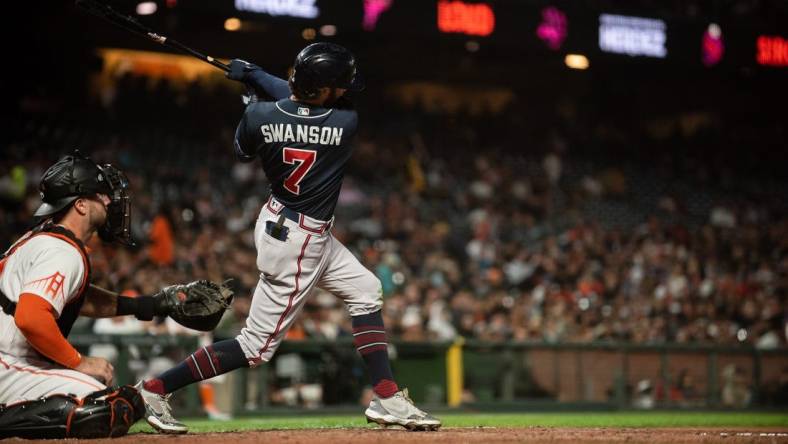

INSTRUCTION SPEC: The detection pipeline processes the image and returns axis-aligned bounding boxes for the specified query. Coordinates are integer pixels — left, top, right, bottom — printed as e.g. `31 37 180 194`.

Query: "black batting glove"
227 59 260 104
227 58 260 82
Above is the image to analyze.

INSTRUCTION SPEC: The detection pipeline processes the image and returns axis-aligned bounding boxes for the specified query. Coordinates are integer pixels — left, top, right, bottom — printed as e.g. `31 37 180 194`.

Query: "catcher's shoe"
365 388 441 431
134 381 188 434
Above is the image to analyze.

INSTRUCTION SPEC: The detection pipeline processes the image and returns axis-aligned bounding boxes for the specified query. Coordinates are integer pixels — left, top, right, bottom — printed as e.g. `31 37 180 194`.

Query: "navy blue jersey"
234 98 358 221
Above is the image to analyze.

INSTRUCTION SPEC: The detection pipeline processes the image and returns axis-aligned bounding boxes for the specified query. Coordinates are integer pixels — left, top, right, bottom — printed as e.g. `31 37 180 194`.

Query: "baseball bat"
75 0 230 72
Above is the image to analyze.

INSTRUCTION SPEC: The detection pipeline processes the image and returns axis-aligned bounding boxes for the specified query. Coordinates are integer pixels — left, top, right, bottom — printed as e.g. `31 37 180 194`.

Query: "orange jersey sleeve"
14 293 82 368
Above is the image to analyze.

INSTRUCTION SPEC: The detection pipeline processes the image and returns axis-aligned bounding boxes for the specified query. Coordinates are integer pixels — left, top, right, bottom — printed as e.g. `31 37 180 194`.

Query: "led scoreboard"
163 0 788 71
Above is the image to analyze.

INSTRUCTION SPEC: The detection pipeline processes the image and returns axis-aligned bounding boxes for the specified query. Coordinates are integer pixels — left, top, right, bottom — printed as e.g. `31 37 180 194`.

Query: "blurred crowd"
2 74 786 354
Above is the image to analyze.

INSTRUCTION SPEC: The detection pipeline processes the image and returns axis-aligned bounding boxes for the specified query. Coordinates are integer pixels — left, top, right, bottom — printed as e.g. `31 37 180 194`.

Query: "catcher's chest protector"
0 222 92 337
0 385 144 439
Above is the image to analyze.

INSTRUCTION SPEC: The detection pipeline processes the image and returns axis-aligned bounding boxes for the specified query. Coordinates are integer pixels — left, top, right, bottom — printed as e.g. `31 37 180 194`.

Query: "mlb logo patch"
298 107 310 116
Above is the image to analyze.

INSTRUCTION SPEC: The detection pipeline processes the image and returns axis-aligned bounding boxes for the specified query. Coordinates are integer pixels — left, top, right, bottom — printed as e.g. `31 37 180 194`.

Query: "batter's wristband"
116 295 156 321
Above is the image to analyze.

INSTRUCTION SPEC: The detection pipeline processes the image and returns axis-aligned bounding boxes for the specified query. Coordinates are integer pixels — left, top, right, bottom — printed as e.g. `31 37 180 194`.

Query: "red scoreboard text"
437 0 495 37
756 35 788 67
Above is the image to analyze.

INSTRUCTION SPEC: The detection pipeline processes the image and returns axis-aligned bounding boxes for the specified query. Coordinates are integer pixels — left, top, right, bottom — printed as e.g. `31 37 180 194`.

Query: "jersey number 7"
283 147 316 195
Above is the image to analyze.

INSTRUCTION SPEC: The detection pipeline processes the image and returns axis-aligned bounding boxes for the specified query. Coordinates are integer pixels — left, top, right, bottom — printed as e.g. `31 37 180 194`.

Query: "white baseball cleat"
365 388 441 431
134 381 188 434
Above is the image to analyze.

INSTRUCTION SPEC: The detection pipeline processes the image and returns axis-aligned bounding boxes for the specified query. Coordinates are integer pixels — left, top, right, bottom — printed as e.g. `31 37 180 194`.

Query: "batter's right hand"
75 356 115 386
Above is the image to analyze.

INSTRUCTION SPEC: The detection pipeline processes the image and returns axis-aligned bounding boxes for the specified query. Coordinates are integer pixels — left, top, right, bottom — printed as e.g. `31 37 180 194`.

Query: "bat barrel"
76 0 229 72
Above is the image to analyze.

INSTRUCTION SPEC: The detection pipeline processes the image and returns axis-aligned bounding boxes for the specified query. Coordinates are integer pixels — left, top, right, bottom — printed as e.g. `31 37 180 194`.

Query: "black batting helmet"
35 151 133 245
289 42 364 100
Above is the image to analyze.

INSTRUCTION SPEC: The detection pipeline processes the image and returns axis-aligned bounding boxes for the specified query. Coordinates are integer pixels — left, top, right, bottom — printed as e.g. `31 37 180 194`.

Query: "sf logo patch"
297 107 310 116
26 271 66 301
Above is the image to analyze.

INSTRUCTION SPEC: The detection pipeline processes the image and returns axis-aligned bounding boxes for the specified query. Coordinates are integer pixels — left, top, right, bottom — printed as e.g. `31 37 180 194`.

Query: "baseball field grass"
129 411 788 433
115 411 788 443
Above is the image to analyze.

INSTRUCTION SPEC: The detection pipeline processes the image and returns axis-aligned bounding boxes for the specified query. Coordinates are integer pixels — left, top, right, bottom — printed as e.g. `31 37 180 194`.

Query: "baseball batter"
137 42 441 432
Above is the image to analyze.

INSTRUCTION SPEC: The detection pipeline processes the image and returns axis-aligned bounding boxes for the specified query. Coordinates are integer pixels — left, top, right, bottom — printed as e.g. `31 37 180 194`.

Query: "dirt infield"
6 427 788 444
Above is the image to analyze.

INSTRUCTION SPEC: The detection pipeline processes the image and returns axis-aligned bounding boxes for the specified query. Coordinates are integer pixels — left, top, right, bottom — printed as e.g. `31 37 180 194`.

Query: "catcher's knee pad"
0 385 145 439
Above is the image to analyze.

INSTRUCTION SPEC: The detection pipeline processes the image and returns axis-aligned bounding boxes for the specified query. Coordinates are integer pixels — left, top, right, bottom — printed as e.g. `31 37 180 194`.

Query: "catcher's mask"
35 150 134 246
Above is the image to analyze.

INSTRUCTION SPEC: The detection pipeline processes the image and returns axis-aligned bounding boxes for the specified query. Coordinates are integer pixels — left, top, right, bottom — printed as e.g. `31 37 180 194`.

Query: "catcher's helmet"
289 42 364 100
35 151 133 245
35 151 112 218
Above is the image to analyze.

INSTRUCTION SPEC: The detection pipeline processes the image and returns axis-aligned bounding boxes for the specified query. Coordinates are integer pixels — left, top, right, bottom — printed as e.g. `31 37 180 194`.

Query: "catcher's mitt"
157 279 234 331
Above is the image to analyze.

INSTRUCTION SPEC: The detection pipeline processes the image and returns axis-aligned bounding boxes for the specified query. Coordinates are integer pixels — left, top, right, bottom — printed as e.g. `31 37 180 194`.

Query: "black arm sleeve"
246 70 291 100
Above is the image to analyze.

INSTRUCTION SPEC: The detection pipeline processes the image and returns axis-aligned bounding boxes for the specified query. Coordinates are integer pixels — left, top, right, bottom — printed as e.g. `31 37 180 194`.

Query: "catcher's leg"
0 353 106 404
0 385 144 439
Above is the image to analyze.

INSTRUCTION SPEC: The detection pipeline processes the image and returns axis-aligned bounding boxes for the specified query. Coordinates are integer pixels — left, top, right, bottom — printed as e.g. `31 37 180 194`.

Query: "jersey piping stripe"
0 354 103 391
258 234 312 357
298 214 329 234
275 102 333 119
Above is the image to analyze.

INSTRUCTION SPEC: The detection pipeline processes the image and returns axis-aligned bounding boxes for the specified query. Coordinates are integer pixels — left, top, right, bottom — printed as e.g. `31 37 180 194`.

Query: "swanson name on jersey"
260 124 344 146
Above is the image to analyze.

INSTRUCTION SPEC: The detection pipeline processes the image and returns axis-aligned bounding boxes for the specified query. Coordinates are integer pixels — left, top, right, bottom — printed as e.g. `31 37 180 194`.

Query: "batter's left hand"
226 59 260 82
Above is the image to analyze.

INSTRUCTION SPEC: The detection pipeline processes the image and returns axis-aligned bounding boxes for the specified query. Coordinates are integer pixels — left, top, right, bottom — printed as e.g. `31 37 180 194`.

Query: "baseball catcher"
0 151 231 439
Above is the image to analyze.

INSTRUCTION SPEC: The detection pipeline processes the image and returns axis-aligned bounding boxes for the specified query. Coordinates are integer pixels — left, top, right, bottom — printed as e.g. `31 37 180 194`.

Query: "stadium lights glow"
702 23 724 66
565 54 589 70
136 1 157 15
302 28 317 40
224 18 242 31
757 35 788 67
465 40 480 52
536 6 567 50
319 25 337 36
235 0 319 19
437 0 495 37
362 0 393 31
599 13 667 58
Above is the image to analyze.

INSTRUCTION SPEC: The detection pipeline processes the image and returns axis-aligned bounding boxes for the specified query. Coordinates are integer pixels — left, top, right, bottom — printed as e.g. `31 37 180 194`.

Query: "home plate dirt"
4 427 788 444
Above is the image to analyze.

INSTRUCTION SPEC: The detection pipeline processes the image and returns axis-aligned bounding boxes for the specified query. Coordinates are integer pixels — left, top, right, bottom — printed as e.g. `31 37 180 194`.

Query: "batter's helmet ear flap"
289 67 320 100
348 69 365 92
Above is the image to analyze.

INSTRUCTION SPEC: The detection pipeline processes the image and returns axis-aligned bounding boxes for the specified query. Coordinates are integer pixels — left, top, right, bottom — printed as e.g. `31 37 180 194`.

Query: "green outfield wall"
69 335 788 415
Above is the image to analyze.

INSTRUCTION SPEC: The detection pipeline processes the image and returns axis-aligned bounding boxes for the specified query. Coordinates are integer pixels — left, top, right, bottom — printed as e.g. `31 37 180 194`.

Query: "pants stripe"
0 355 103 391
258 234 312 357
